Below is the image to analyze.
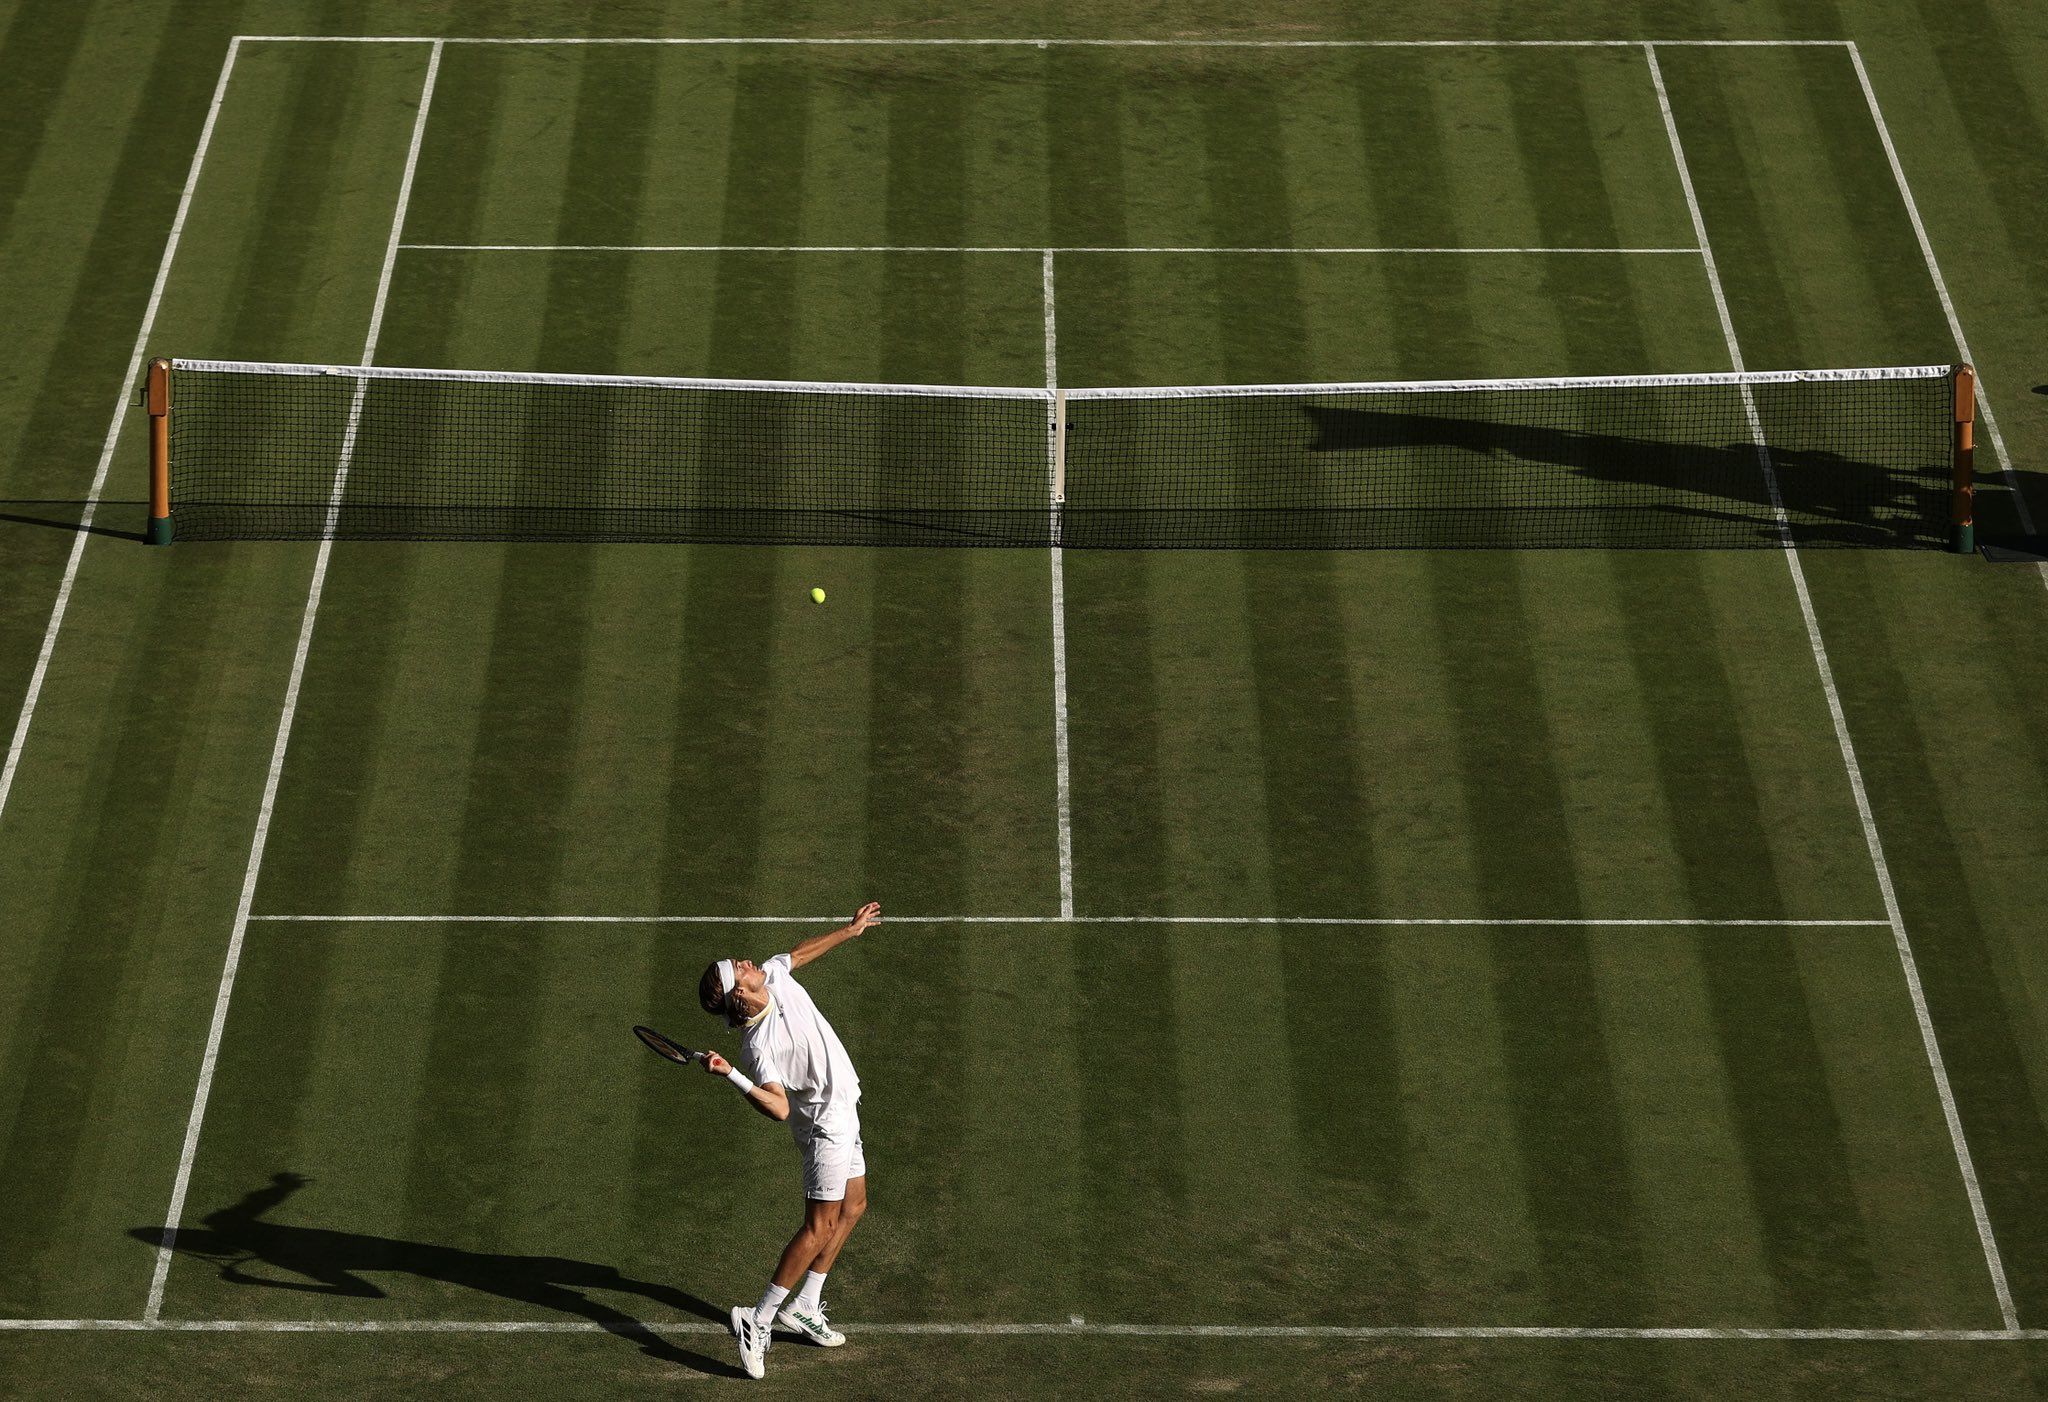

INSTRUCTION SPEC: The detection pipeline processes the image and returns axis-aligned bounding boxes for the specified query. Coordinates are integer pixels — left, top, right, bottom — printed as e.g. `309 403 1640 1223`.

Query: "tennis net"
146 359 1969 550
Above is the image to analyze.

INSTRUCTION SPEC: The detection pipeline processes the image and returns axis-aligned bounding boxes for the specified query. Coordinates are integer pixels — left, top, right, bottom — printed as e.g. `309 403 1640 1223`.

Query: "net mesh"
162 361 1956 549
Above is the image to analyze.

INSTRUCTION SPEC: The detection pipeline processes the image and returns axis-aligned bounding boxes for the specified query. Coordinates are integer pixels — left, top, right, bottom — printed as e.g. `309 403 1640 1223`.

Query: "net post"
1951 363 1975 555
145 357 173 545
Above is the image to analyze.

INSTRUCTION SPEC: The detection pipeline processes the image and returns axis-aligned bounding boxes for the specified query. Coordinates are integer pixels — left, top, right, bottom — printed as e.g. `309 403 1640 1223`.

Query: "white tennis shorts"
796 1116 865 1202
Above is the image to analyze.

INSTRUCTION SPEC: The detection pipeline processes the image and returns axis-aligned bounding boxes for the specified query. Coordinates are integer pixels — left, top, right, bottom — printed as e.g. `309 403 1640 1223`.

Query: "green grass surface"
5 4 2048 1398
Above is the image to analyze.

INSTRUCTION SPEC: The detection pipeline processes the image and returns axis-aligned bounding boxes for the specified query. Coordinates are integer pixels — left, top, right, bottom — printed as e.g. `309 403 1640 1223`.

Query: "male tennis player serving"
699 901 879 1381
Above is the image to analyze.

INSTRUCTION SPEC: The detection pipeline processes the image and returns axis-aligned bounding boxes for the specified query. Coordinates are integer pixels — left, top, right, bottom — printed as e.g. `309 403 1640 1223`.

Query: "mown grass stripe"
1908 0 2048 319
1343 52 1551 1321
655 55 808 909
1653 48 2015 1325
1612 560 1898 1323
157 32 439 1320
1789 47 1957 361
846 71 979 1314
398 44 651 1261
385 45 510 358
0 0 169 507
630 56 818 1256
1037 52 1196 1320
1046 48 1171 912
0 552 245 1313
0 6 216 502
1198 68 1422 1305
1802 556 2048 1321
1434 571 1659 1325
1508 58 1795 1316
0 0 102 246
200 44 367 355
0 32 424 1316
1514 66 1884 1323
1425 69 1661 1330
247 44 512 916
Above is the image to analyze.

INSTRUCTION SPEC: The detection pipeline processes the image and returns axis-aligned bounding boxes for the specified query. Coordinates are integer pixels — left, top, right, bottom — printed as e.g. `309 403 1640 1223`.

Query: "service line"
399 243 1703 255
244 914 1892 927
238 36 1858 49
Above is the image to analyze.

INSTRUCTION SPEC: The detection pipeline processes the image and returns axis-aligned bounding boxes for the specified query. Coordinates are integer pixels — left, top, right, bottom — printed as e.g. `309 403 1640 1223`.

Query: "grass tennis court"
5 6 2048 1398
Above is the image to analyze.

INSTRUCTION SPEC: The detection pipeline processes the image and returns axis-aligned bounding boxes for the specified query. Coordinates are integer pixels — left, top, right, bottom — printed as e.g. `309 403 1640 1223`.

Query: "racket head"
633 1024 707 1066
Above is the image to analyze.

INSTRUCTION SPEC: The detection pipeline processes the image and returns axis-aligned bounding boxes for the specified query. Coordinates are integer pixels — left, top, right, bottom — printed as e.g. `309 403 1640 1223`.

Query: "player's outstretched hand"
850 901 882 935
704 1051 734 1076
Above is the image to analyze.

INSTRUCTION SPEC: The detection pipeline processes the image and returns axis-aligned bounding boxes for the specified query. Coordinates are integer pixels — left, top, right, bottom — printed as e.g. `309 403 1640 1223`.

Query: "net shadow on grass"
132 1173 742 1377
1300 406 1950 549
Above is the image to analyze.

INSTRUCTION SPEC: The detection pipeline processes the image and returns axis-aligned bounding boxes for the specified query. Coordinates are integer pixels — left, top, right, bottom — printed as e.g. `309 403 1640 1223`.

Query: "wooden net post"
1949 364 1982 556
146 358 173 545
1951 364 1976 555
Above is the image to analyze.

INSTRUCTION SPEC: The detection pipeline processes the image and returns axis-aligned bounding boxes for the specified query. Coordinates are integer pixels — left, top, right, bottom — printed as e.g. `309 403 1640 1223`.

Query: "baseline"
0 1316 2041 1342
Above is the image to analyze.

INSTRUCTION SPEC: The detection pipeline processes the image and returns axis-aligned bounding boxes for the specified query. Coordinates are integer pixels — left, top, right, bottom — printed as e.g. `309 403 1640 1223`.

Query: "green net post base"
146 514 173 546
1951 521 1975 555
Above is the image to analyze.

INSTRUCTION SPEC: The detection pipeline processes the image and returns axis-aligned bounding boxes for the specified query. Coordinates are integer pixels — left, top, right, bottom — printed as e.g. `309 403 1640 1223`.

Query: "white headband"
716 959 736 997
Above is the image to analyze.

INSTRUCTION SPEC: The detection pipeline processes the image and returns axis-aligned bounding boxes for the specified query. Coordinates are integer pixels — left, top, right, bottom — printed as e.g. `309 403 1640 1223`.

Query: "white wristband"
726 1068 756 1095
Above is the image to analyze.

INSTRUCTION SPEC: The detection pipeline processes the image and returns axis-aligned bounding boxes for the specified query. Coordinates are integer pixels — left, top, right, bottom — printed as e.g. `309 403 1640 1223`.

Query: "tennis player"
698 901 879 1380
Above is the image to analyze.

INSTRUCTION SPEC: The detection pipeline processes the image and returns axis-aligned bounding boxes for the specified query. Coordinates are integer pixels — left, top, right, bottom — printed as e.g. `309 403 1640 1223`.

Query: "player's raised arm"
787 901 881 971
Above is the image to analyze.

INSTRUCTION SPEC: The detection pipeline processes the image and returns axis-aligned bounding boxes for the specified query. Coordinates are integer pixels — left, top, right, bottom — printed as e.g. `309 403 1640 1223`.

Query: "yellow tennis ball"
810 587 826 603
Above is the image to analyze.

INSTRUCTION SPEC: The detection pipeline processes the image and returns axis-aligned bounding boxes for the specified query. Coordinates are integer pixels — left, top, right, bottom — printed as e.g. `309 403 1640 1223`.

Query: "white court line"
1846 43 2039 551
1647 43 2019 1334
401 243 1703 255
0 41 245 833
143 42 446 1323
238 36 1854 49
0 1316 2038 1341
244 913 1890 927
1043 250 1076 919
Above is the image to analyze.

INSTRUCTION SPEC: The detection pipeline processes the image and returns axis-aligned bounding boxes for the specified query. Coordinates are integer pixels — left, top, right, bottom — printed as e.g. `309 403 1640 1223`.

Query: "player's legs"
805 1172 866 1276
732 1199 842 1377
774 1127 861 1347
771 1197 844 1289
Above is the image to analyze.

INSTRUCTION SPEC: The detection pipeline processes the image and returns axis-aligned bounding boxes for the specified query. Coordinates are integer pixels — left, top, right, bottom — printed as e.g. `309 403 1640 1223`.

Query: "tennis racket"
633 1024 708 1067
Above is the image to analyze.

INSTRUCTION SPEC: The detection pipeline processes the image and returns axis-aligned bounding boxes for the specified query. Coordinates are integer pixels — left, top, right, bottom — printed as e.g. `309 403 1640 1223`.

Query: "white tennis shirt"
739 954 861 1132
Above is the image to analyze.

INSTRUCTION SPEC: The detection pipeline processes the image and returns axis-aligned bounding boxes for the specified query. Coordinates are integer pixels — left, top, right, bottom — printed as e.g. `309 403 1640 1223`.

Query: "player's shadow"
132 1173 741 1377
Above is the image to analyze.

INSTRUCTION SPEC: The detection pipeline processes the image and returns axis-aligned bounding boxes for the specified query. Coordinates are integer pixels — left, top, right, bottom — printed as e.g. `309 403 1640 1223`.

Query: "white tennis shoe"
730 1304 770 1379
777 1298 847 1347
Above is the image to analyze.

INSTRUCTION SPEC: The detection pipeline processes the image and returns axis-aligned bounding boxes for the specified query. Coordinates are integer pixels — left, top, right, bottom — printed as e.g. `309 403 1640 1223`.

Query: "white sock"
754 1283 790 1326
795 1270 827 1312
